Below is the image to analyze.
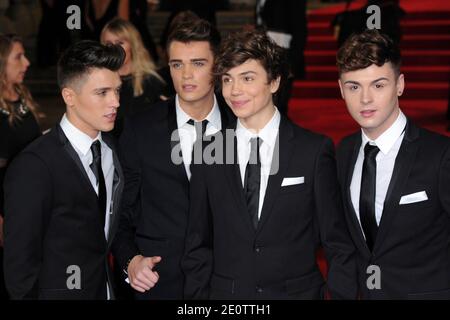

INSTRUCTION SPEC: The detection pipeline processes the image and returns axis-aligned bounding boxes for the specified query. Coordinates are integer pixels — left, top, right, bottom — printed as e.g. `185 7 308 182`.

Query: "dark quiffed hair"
166 18 221 56
336 29 402 76
57 40 125 89
213 29 288 90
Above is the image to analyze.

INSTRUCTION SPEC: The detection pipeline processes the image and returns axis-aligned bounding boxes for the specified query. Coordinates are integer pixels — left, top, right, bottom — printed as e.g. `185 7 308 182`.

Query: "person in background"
101 18 168 137
254 0 307 116
85 0 130 41
0 33 42 299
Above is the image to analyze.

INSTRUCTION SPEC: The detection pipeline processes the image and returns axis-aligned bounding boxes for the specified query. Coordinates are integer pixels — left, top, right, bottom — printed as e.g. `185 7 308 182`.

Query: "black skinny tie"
90 140 106 228
359 143 380 251
244 137 261 230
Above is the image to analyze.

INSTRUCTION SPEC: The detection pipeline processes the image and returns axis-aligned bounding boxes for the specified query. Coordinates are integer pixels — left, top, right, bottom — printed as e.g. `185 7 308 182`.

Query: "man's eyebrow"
343 77 389 85
223 71 257 77
93 87 113 92
238 71 257 76
168 58 208 63
343 80 360 85
371 77 390 83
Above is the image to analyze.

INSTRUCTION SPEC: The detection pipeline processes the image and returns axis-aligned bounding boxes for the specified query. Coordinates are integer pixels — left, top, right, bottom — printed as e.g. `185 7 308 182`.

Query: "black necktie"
90 140 106 228
188 119 208 165
359 143 380 251
244 137 261 230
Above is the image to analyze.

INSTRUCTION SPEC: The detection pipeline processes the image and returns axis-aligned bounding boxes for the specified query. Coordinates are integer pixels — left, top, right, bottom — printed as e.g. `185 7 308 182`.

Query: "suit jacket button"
255 246 261 253
256 286 263 293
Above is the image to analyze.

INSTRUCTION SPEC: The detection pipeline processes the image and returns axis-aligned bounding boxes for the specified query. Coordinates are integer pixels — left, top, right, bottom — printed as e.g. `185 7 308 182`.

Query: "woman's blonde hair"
0 34 39 125
101 18 163 97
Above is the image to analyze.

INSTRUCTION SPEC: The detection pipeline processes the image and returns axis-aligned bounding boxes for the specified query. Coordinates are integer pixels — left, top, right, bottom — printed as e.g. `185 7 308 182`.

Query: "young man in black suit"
182 30 357 300
3 41 125 299
112 18 234 299
336 30 450 299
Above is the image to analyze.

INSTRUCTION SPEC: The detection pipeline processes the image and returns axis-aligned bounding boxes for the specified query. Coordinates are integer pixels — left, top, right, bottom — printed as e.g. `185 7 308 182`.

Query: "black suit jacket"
336 120 450 299
257 0 307 79
112 96 234 299
3 125 124 299
182 116 357 299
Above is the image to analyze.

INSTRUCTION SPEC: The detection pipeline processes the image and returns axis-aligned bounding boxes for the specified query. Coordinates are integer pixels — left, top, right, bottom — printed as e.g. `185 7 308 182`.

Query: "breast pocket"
279 182 307 195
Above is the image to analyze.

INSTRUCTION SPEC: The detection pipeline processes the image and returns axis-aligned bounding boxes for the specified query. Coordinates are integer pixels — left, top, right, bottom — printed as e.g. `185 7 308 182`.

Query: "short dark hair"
166 18 221 56
213 30 288 89
336 29 401 76
57 40 125 89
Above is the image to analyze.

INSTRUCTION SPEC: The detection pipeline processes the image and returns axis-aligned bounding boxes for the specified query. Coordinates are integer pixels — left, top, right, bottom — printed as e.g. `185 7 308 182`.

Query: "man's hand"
127 255 161 293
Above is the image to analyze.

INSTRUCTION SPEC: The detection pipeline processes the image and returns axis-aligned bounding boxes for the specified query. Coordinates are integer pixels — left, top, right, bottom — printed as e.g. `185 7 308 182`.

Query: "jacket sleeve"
3 152 52 299
181 162 213 299
439 141 450 218
111 118 141 271
313 137 358 299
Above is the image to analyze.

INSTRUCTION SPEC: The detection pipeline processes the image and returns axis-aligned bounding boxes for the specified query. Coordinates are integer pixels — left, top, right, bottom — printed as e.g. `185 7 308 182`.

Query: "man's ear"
338 79 345 99
270 76 281 94
396 73 405 97
61 87 76 108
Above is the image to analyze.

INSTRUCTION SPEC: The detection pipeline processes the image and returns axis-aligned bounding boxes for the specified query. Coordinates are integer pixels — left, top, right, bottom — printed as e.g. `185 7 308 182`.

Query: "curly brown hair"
213 29 288 92
336 29 401 76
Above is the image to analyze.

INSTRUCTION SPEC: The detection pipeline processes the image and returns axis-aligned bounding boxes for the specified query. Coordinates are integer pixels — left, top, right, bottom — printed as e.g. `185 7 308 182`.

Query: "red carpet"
297 1 450 279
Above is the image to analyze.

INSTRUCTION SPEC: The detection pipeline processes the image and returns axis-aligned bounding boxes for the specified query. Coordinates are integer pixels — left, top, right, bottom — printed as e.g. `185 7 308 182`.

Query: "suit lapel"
167 97 190 184
373 120 420 252
56 125 98 197
256 117 294 234
102 133 124 247
224 131 256 234
345 134 372 257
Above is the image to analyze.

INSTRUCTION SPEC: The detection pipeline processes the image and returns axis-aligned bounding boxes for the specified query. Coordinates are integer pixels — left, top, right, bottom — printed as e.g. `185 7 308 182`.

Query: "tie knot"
364 143 379 159
188 119 208 139
249 137 262 149
91 140 102 160
248 137 262 165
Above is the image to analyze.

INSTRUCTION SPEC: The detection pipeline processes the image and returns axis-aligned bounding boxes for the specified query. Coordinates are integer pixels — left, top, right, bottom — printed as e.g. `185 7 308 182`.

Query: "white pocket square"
281 177 304 187
399 191 428 205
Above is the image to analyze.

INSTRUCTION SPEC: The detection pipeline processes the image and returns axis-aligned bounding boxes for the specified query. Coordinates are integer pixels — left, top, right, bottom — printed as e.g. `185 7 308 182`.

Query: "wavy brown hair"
213 29 288 93
336 29 401 76
0 33 39 125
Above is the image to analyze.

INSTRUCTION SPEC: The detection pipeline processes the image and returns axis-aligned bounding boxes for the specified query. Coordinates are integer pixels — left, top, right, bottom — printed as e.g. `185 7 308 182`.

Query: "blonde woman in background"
101 18 167 137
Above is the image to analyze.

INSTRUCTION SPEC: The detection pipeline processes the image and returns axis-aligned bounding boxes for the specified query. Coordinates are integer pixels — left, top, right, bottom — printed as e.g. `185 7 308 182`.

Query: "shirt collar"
60 113 102 156
175 94 221 131
361 109 407 155
236 107 280 149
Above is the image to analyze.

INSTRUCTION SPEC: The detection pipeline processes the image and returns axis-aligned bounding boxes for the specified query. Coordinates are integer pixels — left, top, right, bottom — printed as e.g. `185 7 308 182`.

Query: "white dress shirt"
60 114 115 239
350 110 407 228
175 94 222 180
236 107 281 219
